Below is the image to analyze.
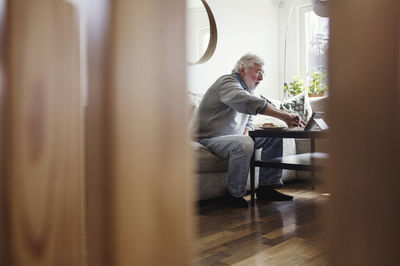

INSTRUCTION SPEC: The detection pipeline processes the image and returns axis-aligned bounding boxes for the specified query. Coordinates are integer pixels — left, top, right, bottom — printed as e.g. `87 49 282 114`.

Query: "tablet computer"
304 112 329 130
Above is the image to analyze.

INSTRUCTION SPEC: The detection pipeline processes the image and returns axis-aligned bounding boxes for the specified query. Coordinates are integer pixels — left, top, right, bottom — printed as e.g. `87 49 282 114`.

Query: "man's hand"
262 104 306 128
285 114 306 128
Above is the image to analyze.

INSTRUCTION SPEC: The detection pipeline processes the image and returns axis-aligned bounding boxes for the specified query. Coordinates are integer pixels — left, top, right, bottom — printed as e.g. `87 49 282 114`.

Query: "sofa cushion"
188 91 203 136
265 92 313 122
196 172 228 200
253 93 313 128
192 141 229 173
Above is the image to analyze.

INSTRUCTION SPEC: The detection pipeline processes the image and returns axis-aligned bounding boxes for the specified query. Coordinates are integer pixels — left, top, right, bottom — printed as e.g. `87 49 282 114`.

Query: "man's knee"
263 137 283 148
233 136 254 156
272 137 283 145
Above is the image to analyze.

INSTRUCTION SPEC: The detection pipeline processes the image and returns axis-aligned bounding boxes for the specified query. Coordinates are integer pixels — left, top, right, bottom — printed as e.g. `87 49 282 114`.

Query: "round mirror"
186 0 217 64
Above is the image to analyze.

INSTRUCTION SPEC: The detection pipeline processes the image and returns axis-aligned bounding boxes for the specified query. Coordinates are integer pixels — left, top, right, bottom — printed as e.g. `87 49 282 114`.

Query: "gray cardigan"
196 73 267 138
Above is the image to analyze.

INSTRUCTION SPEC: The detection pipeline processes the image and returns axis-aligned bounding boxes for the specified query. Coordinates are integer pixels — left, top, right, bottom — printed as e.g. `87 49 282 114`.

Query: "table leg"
311 137 315 190
250 137 255 207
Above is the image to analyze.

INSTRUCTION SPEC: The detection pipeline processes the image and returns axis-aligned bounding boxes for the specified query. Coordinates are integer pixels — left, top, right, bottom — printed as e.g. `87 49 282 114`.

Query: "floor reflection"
195 179 328 265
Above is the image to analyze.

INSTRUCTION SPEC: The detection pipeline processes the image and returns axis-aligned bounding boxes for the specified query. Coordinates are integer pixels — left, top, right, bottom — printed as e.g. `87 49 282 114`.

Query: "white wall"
187 0 281 99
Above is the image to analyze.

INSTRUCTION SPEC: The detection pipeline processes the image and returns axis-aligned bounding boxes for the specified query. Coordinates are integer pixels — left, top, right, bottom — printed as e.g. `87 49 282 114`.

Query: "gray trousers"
199 136 283 197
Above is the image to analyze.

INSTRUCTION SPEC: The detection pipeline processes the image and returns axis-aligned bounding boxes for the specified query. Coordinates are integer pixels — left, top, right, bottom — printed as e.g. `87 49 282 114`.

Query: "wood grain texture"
195 182 328 266
1 1 84 265
106 0 194 265
0 0 6 263
82 1 112 266
327 1 400 265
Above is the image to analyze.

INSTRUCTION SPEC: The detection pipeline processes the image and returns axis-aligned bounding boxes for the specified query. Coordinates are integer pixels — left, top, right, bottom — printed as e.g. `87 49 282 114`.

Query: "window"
300 6 330 93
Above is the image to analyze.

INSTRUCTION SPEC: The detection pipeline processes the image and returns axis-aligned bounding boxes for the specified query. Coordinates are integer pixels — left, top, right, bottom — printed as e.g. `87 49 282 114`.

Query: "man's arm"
219 77 267 115
243 115 254 135
262 104 306 127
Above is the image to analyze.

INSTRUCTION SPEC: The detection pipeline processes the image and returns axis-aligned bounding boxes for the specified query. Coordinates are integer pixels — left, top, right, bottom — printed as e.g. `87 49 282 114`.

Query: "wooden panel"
0 0 6 263
1 1 84 265
82 1 111 266
107 0 194 265
327 0 400 265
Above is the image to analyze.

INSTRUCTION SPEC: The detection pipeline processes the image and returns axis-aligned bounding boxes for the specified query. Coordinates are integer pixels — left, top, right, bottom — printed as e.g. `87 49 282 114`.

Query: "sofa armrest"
295 138 328 154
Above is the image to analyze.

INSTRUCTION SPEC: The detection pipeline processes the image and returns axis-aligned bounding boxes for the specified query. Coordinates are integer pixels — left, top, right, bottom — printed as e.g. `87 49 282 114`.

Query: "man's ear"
239 67 246 76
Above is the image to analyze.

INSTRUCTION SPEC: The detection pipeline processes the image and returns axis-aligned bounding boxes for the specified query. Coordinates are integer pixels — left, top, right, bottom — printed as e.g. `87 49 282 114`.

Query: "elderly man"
196 53 304 208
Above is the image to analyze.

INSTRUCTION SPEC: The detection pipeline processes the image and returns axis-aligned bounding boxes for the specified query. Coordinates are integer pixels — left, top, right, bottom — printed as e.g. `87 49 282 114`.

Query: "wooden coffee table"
249 129 328 207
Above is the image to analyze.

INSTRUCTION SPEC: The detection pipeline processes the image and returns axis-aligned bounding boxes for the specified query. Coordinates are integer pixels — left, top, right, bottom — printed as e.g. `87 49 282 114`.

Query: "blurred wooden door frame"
1 0 84 265
103 0 194 265
327 0 400 265
1 0 194 265
0 0 7 262
84 0 194 265
82 0 112 265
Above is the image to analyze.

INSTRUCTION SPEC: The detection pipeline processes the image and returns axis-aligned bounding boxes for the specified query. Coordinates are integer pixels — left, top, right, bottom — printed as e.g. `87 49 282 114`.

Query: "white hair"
232 53 265 74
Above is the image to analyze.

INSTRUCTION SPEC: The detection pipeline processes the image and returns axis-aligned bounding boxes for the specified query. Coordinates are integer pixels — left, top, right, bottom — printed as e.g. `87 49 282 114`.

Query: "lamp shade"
312 0 329 17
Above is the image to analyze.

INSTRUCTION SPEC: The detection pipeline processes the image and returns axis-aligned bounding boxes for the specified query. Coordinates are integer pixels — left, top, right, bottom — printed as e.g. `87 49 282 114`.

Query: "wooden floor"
194 180 329 266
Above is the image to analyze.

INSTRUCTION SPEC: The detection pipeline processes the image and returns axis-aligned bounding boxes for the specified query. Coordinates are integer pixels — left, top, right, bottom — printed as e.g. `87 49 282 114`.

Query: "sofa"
189 92 329 201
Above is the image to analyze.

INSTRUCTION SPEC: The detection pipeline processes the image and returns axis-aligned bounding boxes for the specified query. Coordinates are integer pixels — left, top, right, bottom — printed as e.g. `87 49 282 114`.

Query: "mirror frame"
190 0 217 64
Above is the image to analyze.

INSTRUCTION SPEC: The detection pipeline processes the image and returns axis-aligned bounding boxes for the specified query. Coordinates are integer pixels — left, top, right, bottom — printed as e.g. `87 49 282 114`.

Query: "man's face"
240 63 264 91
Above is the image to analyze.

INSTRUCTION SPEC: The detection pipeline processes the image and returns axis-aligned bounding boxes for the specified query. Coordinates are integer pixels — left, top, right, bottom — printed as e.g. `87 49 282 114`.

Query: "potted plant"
284 76 305 97
307 72 328 97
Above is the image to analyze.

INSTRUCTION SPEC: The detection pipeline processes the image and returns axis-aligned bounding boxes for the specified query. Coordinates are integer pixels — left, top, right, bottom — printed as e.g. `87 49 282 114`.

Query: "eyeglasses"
256 70 265 77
